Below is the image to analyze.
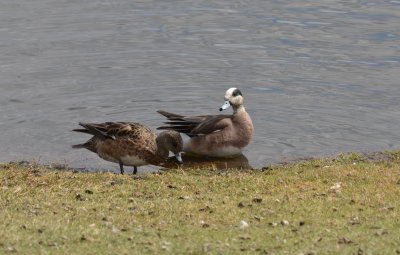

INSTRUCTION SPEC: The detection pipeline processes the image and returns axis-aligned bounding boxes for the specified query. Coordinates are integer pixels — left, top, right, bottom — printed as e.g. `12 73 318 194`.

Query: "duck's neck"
155 136 169 161
233 105 246 114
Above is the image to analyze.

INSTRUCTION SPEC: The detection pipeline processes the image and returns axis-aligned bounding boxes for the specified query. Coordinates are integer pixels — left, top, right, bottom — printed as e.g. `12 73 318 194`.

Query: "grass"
1 152 400 254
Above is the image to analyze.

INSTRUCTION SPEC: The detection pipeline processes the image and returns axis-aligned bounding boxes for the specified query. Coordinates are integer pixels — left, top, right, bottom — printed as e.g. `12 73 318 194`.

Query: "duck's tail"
72 122 110 152
71 142 89 149
71 128 91 134
71 139 96 153
156 110 200 137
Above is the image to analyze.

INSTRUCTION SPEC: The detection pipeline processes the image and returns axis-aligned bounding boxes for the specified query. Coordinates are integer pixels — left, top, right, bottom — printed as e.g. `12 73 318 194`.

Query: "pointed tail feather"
157 110 184 119
72 143 86 149
72 140 96 152
72 128 91 134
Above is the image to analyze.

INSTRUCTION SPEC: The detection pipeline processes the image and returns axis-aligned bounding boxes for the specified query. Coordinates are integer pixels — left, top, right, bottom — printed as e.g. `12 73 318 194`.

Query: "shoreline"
3 150 399 173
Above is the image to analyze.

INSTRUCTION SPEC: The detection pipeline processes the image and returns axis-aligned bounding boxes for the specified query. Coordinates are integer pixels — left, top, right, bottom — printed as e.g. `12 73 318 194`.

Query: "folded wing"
157 110 231 137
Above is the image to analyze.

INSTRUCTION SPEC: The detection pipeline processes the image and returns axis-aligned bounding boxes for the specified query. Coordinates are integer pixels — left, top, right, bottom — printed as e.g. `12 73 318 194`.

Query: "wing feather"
156 110 232 136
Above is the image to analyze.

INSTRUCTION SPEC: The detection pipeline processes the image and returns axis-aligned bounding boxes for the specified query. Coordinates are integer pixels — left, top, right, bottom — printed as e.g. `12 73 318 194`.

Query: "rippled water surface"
1 0 400 171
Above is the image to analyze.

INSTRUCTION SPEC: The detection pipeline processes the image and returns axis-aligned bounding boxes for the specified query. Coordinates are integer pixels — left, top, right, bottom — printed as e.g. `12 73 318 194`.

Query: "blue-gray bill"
219 101 231 111
175 152 183 164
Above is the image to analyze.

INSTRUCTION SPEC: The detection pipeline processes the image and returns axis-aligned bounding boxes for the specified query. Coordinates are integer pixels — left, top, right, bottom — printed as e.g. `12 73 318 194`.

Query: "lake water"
1 0 399 171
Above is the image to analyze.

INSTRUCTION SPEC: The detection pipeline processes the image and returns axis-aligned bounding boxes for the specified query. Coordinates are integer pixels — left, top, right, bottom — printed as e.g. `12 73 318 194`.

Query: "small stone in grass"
239 220 249 229
199 220 209 228
330 182 341 193
281 220 289 226
348 216 360 225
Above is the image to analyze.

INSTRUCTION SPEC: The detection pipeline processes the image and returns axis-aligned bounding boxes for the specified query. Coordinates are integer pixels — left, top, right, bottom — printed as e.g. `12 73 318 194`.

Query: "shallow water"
1 0 399 171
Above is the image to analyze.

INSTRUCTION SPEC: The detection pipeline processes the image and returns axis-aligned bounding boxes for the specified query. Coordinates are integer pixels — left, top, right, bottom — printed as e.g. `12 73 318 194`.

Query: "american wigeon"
72 122 183 174
157 88 253 158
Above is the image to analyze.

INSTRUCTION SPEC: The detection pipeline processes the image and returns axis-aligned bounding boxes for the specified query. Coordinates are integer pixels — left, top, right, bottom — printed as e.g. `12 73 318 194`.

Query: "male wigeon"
157 88 253 157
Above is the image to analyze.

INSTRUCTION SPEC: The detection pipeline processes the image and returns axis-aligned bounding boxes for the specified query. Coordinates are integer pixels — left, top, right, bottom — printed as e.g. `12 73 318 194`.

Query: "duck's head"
219 88 245 112
157 130 184 164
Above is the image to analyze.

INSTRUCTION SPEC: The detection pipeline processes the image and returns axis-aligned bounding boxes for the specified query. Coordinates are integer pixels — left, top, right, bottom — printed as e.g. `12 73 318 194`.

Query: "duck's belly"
96 141 148 166
97 153 147 166
209 146 243 157
120 155 148 166
185 142 242 158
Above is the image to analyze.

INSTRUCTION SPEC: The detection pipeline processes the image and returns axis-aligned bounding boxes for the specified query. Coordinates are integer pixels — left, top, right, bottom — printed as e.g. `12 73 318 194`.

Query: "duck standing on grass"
72 122 183 174
157 88 253 158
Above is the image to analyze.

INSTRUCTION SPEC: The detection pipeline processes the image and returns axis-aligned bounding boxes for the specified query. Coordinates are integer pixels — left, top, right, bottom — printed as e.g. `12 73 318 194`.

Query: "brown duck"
72 122 183 174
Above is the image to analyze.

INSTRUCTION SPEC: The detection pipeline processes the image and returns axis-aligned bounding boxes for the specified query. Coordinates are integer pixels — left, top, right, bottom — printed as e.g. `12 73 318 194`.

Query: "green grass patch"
1 152 400 254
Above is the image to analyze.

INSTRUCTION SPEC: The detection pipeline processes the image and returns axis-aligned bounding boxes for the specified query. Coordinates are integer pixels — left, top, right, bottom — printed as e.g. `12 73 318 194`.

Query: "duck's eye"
232 89 242 97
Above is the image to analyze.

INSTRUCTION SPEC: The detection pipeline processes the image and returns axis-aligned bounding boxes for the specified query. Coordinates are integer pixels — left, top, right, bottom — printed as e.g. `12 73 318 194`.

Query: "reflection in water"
163 153 252 170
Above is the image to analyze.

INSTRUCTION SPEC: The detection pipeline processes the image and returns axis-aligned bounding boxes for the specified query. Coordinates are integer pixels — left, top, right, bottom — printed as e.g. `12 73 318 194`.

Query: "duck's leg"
133 166 138 175
119 162 124 174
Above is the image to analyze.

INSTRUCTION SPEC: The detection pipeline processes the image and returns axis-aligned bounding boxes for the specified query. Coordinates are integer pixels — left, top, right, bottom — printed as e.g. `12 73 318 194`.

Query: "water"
1 0 399 171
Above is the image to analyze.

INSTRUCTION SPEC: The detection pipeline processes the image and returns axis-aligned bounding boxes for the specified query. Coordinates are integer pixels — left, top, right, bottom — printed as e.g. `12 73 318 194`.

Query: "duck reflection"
162 153 252 170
